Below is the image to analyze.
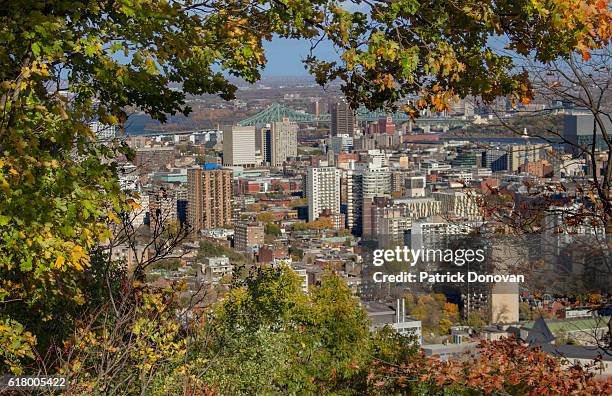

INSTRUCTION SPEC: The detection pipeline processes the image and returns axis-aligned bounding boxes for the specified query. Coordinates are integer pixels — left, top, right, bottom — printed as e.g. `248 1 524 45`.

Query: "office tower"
451 149 481 168
187 165 233 230
234 222 265 251
223 125 257 167
330 99 355 136
482 148 508 171
329 134 354 154
563 113 610 155
377 116 395 135
306 167 341 222
268 118 298 167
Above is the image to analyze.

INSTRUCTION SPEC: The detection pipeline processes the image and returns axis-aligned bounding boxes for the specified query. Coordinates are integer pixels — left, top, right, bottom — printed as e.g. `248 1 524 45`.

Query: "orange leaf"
581 50 591 62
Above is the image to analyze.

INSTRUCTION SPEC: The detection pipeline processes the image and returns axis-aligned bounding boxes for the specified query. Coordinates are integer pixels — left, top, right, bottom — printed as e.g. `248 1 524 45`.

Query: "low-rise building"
234 222 265 252
364 300 422 344
197 256 232 285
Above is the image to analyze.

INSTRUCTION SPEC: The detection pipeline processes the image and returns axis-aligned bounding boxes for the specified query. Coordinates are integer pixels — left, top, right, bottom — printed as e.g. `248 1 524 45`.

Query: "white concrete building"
223 125 257 167
306 167 341 222
197 256 232 285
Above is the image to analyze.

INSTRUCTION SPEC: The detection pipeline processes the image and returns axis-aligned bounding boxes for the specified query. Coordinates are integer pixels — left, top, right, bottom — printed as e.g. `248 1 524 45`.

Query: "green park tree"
265 222 282 237
185 266 417 394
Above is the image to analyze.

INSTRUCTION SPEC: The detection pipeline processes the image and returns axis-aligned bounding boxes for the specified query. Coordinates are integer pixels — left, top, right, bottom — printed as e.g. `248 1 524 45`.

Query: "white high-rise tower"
306 167 341 222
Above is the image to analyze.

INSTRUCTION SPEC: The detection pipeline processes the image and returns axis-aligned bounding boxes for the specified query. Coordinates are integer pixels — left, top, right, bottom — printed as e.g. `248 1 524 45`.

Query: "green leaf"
31 42 41 56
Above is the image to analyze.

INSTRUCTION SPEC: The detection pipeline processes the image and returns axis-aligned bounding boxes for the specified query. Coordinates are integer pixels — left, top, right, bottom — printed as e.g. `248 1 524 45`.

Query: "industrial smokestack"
396 299 400 323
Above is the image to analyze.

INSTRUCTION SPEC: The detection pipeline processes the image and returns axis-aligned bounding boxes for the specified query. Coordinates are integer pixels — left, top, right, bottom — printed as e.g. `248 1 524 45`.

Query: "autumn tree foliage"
47 266 418 394
367 338 612 395
197 267 375 394
406 293 460 337
309 0 611 111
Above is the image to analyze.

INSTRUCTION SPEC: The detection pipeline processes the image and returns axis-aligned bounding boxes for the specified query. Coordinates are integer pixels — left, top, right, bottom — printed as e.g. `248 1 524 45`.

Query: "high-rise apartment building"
362 196 441 245
306 167 341 222
176 187 188 225
89 121 116 141
187 165 233 230
133 146 175 172
330 99 355 136
148 189 177 230
258 118 298 167
346 162 391 236
223 125 257 167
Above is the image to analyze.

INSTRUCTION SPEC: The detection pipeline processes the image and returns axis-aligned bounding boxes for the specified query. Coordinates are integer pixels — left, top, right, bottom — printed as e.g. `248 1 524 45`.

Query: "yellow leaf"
54 255 65 269
127 199 141 210
107 210 120 223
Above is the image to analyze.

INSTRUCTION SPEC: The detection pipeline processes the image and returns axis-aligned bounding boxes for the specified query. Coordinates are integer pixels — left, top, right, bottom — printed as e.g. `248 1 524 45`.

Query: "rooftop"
537 344 612 361
201 163 224 170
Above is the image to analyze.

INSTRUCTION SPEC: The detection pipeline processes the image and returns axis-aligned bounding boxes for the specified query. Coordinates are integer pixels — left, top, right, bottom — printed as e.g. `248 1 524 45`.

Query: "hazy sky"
261 34 513 76
262 37 338 76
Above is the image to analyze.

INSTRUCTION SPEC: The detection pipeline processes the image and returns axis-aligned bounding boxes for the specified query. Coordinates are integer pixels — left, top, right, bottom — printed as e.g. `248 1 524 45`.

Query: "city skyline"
2 1 610 392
